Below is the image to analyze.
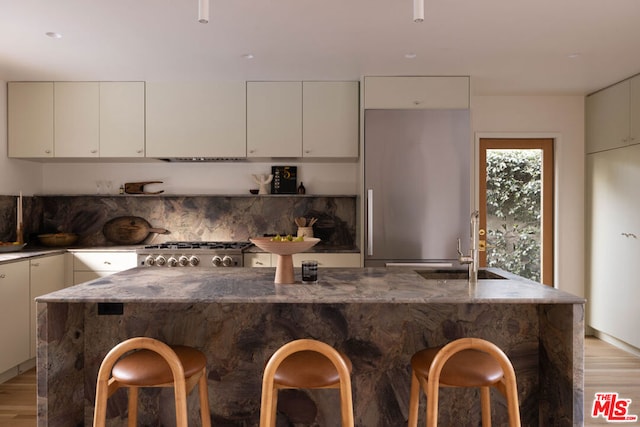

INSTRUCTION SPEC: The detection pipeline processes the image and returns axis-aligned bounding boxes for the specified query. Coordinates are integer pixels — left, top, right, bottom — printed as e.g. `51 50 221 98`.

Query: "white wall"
0 81 42 196
471 95 585 297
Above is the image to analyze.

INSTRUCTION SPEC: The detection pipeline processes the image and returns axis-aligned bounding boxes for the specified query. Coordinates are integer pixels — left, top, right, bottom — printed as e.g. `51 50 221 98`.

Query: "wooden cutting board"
103 216 168 245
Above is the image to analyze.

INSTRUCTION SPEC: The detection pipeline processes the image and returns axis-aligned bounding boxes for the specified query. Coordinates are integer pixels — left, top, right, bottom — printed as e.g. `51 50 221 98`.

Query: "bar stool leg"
198 368 212 427
408 372 420 427
480 386 491 427
339 379 355 427
127 386 138 427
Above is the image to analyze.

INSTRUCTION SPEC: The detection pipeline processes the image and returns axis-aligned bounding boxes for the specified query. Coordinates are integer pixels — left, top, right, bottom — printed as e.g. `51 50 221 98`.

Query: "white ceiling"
2 0 640 95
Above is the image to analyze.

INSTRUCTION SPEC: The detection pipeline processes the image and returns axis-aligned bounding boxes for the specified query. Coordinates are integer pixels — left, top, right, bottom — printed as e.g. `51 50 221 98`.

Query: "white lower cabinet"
72 251 137 285
30 254 67 358
245 253 360 268
0 261 30 373
244 253 272 267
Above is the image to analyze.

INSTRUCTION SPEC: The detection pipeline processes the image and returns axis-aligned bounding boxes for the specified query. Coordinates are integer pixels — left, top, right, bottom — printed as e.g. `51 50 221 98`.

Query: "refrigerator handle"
367 189 373 256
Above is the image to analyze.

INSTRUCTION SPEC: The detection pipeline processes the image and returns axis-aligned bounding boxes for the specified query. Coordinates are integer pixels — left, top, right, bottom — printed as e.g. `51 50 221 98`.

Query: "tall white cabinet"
587 73 640 349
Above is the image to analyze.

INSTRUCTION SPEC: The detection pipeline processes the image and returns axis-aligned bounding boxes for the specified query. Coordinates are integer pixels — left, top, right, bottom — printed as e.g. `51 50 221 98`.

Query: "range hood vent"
159 157 247 162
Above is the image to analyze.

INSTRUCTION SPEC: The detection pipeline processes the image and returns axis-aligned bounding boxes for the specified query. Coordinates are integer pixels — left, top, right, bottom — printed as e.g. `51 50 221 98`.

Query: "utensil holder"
297 227 314 238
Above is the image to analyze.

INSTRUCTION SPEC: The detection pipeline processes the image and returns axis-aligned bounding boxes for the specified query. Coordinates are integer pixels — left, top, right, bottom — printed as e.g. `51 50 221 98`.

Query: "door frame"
474 132 558 286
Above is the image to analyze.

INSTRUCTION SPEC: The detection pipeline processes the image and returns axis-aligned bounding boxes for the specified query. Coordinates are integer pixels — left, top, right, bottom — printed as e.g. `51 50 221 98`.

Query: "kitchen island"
36 267 584 426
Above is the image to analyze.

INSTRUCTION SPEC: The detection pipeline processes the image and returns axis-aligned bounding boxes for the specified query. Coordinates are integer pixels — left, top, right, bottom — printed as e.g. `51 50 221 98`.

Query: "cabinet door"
73 251 137 272
0 261 30 373
8 82 54 158
303 82 359 158
244 253 272 267
363 76 469 109
54 82 100 157
630 75 640 146
587 146 640 348
586 80 631 153
292 253 361 267
146 82 246 158
73 271 115 285
30 255 66 358
247 81 302 157
100 82 145 157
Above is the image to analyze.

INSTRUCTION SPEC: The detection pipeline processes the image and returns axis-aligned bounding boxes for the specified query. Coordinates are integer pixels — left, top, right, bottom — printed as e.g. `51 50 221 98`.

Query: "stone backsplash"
0 195 357 248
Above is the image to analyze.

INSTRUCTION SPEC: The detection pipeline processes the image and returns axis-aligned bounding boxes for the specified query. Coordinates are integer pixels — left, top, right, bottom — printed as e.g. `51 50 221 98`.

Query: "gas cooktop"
141 241 252 250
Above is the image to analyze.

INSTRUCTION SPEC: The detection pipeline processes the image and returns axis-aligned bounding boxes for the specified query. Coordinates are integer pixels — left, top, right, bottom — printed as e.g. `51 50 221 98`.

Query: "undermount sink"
416 269 507 280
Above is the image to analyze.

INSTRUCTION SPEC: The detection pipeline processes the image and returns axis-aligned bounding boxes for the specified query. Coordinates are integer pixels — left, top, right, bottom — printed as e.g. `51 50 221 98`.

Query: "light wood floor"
0 337 638 426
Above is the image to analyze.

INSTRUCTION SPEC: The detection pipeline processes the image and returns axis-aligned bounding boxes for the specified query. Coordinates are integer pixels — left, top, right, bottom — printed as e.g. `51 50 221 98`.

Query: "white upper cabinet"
54 82 100 157
9 81 145 158
247 81 303 158
302 81 359 158
146 81 246 159
363 76 469 109
100 82 145 157
586 79 632 153
8 82 54 157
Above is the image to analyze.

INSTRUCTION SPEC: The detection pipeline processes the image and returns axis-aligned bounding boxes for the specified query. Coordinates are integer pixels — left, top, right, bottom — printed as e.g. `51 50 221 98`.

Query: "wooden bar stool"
260 339 354 427
408 337 521 427
93 337 211 427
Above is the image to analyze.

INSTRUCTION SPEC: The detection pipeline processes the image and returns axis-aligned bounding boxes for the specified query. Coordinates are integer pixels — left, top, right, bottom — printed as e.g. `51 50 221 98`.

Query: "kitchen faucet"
457 210 480 283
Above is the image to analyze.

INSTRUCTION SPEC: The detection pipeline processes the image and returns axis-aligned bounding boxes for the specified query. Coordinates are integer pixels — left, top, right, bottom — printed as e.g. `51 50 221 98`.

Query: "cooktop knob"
212 256 223 267
155 255 166 266
178 256 189 267
189 256 200 267
222 255 234 267
144 255 156 266
167 256 178 267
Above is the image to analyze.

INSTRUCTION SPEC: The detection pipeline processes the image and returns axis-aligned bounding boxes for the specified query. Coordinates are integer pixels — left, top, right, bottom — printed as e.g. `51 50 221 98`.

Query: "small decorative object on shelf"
252 174 273 195
271 166 297 194
297 182 306 194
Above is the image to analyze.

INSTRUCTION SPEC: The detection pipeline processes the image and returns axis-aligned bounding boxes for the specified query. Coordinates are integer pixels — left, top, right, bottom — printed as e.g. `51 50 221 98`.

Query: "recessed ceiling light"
405 53 417 59
45 32 63 39
242 53 255 59
567 53 581 59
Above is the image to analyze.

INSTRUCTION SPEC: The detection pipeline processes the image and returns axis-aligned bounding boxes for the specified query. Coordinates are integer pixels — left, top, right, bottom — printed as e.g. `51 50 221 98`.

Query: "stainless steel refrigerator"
364 109 471 267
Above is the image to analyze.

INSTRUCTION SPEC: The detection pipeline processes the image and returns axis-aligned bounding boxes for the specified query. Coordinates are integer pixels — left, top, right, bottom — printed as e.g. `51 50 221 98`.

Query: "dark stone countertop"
37 266 584 305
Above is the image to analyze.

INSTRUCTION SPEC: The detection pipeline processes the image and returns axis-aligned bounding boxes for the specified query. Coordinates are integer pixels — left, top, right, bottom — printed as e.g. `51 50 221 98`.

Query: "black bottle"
297 182 306 195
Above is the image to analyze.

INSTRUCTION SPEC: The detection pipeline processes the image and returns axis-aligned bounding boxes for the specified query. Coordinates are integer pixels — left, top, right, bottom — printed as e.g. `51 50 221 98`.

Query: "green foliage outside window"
485 150 541 282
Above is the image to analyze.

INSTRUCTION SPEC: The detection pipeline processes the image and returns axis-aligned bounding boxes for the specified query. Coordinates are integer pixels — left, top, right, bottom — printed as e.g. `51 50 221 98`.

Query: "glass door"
479 138 554 285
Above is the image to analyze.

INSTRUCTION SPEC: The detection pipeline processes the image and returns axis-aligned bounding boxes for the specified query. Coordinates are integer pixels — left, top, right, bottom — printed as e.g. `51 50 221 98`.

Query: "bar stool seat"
93 337 211 427
408 337 521 427
260 339 354 427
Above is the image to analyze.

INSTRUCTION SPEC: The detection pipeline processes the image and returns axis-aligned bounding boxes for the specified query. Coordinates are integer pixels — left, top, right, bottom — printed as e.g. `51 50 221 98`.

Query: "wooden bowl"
38 233 79 247
250 237 320 284
250 237 320 255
